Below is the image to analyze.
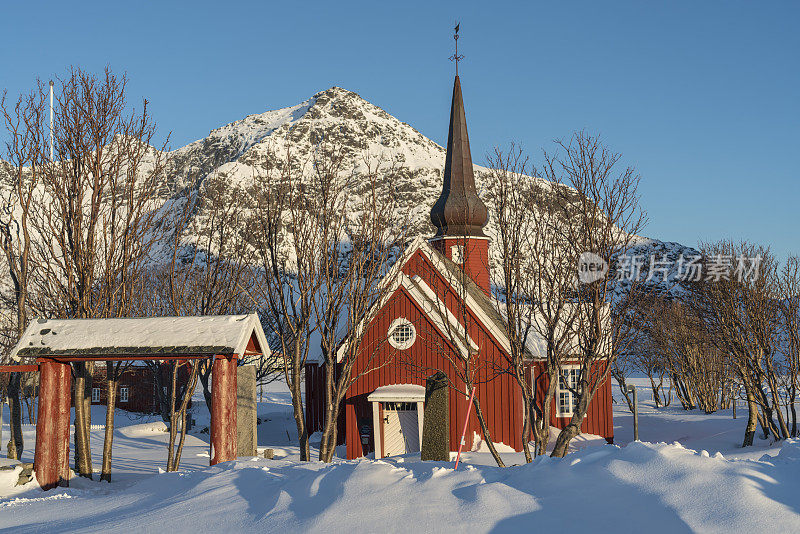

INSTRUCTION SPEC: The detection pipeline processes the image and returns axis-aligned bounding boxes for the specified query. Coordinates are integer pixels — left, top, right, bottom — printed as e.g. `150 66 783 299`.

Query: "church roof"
330 237 544 363
430 75 488 238
433 247 509 340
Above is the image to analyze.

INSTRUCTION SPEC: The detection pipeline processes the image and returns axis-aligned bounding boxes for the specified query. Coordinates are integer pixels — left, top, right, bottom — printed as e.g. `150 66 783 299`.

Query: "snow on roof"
10 314 270 361
367 384 426 402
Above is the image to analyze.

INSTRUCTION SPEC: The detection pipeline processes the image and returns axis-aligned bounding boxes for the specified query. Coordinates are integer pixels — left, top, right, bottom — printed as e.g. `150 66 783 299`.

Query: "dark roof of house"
10 315 270 361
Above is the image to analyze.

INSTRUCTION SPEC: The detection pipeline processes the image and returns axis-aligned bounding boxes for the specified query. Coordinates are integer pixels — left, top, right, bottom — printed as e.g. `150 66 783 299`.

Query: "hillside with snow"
164 87 462 240
0 86 699 299
164 86 698 295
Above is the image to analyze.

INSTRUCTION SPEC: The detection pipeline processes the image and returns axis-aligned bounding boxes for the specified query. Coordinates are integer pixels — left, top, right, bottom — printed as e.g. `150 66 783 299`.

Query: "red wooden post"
210 354 238 465
34 359 72 490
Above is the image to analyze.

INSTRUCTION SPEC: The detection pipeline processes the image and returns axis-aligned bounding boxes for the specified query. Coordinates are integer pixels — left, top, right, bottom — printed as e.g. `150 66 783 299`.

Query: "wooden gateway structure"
305 74 613 459
8 314 269 490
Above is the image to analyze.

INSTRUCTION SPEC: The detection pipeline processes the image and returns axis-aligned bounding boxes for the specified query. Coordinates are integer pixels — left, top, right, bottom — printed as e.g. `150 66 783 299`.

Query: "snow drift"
3 439 800 533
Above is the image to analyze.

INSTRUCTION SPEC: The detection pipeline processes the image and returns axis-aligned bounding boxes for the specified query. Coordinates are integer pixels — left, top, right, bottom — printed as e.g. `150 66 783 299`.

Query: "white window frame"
388 318 416 350
556 366 581 417
91 387 101 403
450 244 464 264
120 386 129 403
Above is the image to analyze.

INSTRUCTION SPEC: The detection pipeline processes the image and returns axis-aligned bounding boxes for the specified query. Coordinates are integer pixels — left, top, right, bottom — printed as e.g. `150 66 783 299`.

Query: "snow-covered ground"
1 378 799 533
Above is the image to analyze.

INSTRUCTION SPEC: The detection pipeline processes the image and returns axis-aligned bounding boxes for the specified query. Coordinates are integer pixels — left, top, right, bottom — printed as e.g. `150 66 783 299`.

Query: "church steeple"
429 26 491 294
429 75 489 238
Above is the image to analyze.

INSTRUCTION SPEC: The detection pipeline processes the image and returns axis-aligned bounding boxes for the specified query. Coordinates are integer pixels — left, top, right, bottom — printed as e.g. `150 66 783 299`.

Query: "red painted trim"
0 364 38 372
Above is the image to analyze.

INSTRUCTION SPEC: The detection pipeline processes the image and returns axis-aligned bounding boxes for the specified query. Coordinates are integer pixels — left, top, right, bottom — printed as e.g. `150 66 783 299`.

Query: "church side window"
450 244 464 264
557 366 581 417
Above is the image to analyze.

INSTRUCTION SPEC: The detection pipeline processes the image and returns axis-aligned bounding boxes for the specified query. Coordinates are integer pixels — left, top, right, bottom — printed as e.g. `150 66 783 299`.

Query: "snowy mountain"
0 86 699 298
165 87 452 238
166 86 698 297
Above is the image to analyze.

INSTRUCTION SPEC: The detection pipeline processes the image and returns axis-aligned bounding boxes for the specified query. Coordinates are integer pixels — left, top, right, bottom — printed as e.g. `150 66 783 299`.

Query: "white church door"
382 402 420 457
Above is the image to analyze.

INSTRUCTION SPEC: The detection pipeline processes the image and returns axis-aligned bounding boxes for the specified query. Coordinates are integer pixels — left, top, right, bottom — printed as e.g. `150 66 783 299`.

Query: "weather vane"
449 22 463 76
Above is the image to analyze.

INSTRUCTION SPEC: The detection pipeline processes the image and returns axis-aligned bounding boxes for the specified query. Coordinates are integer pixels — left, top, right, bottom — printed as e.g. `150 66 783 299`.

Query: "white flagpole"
49 80 54 162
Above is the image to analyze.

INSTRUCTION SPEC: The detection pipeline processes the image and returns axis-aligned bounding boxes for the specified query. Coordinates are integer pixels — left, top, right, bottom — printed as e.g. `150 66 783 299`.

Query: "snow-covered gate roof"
10 314 270 361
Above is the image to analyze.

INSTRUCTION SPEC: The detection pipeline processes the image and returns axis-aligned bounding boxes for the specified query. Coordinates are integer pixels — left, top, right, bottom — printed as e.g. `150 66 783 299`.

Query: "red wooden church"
305 74 613 460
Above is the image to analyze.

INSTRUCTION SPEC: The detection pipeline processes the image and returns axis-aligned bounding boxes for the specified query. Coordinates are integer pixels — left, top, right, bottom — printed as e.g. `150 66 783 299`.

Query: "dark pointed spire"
430 75 488 237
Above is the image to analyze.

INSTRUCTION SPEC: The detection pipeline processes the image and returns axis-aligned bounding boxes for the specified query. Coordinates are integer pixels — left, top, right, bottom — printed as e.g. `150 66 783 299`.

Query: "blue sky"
2 1 797 260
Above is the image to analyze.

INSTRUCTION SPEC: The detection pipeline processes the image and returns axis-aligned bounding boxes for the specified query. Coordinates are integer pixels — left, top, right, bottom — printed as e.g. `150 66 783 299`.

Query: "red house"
89 364 193 414
305 74 613 459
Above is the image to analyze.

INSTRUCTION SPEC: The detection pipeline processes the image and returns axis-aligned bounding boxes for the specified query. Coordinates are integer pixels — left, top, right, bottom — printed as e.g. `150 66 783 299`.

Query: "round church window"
388 318 416 350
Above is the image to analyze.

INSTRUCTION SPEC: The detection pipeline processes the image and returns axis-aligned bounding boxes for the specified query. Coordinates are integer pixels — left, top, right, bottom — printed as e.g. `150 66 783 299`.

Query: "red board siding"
304 363 347 446
304 244 614 458
527 360 614 441
90 365 192 414
342 248 522 459
304 363 325 434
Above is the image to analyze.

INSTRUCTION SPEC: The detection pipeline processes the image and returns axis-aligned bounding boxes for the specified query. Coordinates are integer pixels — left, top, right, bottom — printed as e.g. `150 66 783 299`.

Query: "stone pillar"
421 371 450 461
210 355 238 465
236 365 257 457
34 359 71 490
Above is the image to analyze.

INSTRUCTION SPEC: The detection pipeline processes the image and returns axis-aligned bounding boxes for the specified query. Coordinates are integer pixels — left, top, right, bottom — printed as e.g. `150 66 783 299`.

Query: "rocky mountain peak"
163 88 700 298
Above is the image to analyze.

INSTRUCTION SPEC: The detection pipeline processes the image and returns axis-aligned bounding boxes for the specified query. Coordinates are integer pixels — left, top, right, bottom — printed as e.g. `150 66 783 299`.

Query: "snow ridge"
165 86 696 297
0 86 698 299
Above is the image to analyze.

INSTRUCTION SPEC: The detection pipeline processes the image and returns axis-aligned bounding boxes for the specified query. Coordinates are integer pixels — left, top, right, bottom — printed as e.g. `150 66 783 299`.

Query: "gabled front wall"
305 245 614 459
344 248 523 459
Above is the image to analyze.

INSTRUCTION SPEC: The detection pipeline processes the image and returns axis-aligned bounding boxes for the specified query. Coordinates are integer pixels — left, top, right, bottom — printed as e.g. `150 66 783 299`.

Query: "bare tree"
247 147 320 462
159 173 256 412
634 295 723 412
96 93 166 482
545 131 647 458
139 172 255 470
147 360 200 472
611 353 637 413
0 82 47 460
486 145 580 460
777 256 799 436
310 147 409 463
11 67 169 477
689 242 786 446
485 146 534 462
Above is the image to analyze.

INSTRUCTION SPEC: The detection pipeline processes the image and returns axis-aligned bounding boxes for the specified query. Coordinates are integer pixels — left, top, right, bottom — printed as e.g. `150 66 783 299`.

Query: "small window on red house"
120 387 129 403
91 388 100 403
